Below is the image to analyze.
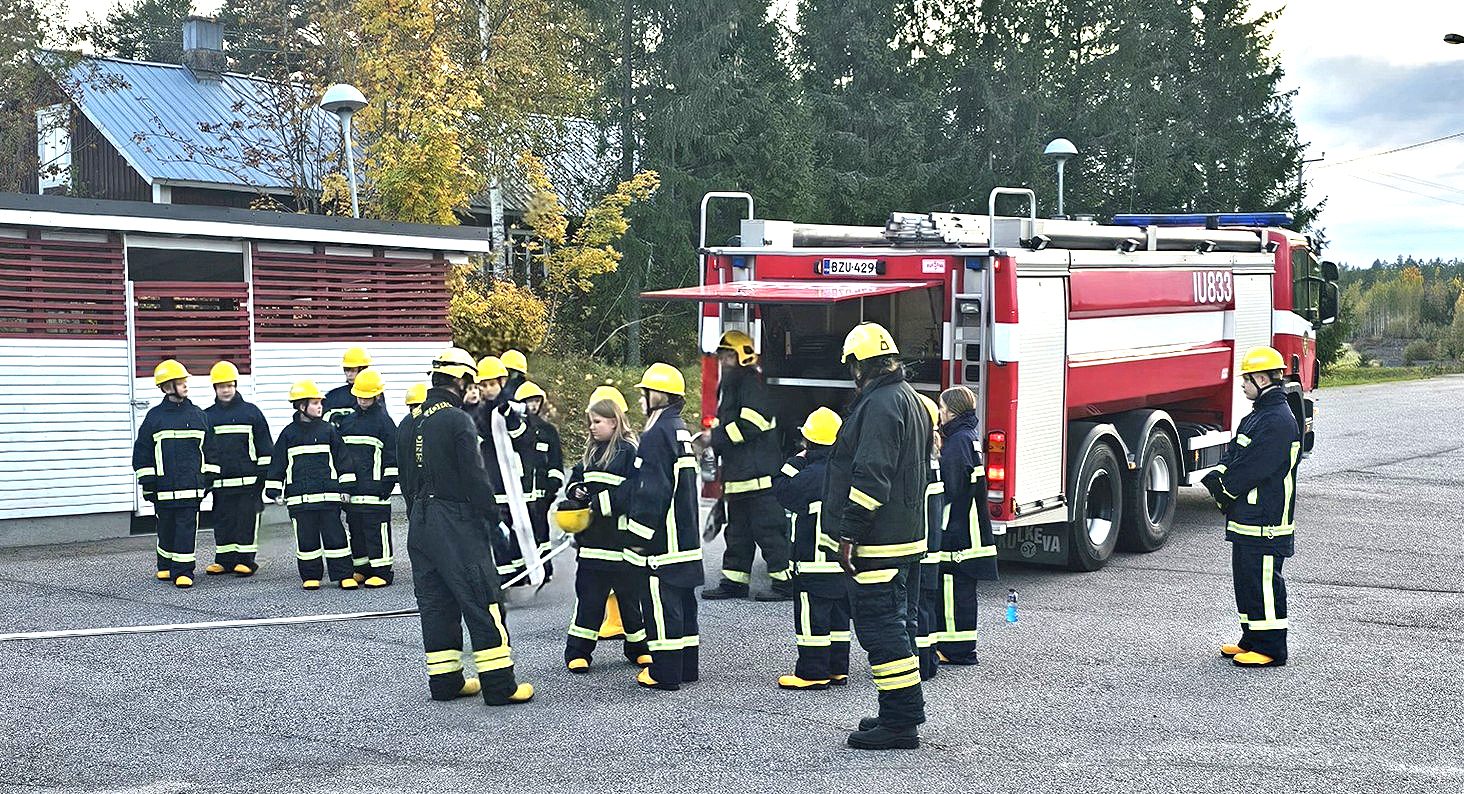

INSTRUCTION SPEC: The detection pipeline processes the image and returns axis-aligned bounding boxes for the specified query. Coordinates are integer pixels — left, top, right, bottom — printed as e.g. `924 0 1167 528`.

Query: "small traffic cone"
599 591 625 640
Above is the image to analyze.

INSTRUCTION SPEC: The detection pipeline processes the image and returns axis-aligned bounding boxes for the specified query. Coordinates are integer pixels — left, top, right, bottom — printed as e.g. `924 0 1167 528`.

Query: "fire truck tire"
1118 429 1178 553
1067 442 1123 572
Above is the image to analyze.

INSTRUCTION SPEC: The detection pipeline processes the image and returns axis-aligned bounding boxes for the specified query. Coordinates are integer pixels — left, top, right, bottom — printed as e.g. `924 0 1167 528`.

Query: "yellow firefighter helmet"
430 347 478 381
341 347 372 369
588 385 629 412
288 380 324 401
351 369 386 399
477 355 508 382
153 359 190 388
405 382 428 406
1239 346 1286 376
841 322 899 363
717 330 758 366
516 381 546 402
555 505 593 534
636 363 685 396
916 393 939 429
209 360 240 385
501 349 529 374
799 407 842 447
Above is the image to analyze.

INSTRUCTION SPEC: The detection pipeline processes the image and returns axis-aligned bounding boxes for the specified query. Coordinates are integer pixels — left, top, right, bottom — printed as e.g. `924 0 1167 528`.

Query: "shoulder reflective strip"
848 487 882 511
583 472 627 485
739 407 775 431
1225 521 1295 538
568 625 599 640
135 468 156 479
870 655 918 677
856 539 925 558
215 476 259 488
157 489 205 500
213 424 259 462
725 424 746 444
852 569 898 584
1215 464 1227 474
343 435 384 448
285 493 344 506
536 443 550 451
781 464 800 477
579 548 625 562
597 490 612 515
625 520 655 540
724 476 772 494
349 495 391 505
1236 434 1251 447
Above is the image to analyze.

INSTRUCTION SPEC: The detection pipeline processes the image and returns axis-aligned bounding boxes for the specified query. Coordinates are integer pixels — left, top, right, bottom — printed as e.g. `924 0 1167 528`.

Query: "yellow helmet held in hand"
516 381 546 402
430 347 478 381
209 361 240 385
1239 346 1286 376
288 380 324 401
555 504 593 534
405 382 428 406
717 330 758 366
351 369 386 399
341 347 372 369
477 356 508 382
153 359 190 388
588 385 628 412
501 349 528 374
636 363 685 396
916 393 939 429
800 407 842 447
842 322 898 363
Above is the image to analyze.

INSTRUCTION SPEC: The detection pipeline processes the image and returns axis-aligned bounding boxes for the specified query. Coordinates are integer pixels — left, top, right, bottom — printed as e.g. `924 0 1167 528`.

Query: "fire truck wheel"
1118 429 1178 553
1067 442 1123 572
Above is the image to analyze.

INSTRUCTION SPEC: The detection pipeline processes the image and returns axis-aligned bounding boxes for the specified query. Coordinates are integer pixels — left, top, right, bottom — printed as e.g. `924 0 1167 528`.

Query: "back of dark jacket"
624 403 704 588
204 396 271 490
822 368 932 570
400 389 500 522
939 409 998 580
337 400 399 507
710 367 781 495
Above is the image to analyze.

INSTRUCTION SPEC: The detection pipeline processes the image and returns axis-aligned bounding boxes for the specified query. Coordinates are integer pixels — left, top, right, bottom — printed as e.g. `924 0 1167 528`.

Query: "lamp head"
320 83 367 115
1043 137 1078 162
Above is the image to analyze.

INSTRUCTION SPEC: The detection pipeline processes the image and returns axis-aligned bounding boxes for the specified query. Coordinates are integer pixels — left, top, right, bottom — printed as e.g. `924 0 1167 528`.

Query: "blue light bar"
1111 212 1294 229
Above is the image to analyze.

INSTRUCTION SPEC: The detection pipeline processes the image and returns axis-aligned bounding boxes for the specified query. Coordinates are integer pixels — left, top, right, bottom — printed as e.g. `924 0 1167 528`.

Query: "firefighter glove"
1200 471 1232 511
142 490 157 504
837 539 857 576
566 482 591 502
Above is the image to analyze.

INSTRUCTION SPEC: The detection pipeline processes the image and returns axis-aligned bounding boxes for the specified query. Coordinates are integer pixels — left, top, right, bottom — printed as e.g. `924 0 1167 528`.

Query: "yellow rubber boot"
599 592 625 640
635 654 652 667
1232 651 1285 668
636 666 678 691
302 579 322 590
567 658 590 673
458 679 482 698
506 682 534 703
155 570 172 581
778 674 831 691
339 578 359 590
174 575 194 589
1220 644 1245 658
364 576 389 588
233 564 255 576
204 563 227 575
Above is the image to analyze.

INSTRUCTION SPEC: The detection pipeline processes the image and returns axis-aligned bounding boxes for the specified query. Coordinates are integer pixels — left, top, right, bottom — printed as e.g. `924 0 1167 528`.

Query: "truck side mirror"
1319 281 1339 326
1321 260 1339 281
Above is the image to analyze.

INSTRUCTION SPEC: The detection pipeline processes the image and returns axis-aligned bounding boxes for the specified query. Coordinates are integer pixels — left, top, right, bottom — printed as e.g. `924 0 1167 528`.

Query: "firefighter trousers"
1232 544 1289 660
155 504 200 578
936 569 981 663
719 490 792 587
489 507 526 584
793 579 851 682
291 508 352 583
566 563 648 663
642 575 699 687
916 567 941 680
345 506 394 582
529 498 553 578
210 488 261 570
851 563 926 730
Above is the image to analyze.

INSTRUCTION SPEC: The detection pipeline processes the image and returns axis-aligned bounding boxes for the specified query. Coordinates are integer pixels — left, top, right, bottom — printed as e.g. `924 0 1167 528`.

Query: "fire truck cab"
644 190 1338 571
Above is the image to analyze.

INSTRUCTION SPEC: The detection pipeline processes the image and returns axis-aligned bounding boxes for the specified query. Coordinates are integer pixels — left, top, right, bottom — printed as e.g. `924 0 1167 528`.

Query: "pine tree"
86 0 194 64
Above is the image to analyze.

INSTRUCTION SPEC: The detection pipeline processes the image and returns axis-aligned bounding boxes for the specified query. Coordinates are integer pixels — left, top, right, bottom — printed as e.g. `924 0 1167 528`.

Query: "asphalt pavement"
1 377 1461 793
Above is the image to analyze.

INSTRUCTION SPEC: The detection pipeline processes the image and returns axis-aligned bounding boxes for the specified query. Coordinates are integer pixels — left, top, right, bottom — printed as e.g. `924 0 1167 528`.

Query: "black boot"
755 581 796 602
847 724 919 750
857 716 880 731
700 581 749 600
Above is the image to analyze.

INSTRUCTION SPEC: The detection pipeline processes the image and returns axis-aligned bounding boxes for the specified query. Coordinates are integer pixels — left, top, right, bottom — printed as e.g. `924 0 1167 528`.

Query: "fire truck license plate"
820 258 879 276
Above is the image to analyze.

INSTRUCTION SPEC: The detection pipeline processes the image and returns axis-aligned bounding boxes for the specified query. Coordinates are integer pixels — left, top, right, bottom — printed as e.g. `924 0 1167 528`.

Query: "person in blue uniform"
336 368 398 587
935 385 999 666
133 359 218 589
202 361 270 577
264 380 358 590
323 346 373 425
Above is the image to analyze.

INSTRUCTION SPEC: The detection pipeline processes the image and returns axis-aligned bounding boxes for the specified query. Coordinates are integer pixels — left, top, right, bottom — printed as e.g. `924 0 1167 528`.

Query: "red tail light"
986 430 1007 516
702 415 715 429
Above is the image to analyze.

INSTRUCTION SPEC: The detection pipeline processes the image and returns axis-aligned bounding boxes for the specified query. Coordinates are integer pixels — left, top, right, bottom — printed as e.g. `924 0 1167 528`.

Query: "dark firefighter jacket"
822 368 933 573
710 366 780 497
336 399 399 509
624 400 704 588
400 389 501 517
566 438 637 570
938 409 999 580
322 382 357 426
133 397 218 504
922 457 944 591
772 445 845 597
264 413 355 511
470 395 531 502
203 396 270 491
522 414 565 502
1214 385 1302 556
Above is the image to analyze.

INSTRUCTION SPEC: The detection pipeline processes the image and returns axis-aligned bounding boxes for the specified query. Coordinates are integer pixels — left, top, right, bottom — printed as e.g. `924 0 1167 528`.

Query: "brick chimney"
180 17 225 81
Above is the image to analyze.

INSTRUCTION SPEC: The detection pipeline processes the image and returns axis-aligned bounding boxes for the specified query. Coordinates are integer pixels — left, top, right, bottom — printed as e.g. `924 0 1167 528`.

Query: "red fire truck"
643 189 1339 570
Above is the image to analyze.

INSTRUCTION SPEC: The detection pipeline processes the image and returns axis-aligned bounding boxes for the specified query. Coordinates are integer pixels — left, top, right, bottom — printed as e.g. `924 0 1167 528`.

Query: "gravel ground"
1 377 1461 793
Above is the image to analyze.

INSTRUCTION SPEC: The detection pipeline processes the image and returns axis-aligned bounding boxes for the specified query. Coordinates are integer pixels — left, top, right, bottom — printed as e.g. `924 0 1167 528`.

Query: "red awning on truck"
641 280 938 304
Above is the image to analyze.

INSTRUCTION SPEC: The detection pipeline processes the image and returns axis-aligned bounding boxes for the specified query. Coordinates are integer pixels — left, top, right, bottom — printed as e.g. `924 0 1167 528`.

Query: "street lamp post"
320 83 368 218
1043 138 1078 217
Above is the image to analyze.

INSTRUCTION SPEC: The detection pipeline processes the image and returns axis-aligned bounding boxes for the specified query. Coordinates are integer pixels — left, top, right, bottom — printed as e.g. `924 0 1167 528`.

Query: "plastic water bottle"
1005 589 1019 623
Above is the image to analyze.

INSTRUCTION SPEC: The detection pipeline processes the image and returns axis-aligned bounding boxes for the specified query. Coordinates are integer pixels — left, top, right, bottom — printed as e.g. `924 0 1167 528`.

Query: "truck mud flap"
995 525 1067 566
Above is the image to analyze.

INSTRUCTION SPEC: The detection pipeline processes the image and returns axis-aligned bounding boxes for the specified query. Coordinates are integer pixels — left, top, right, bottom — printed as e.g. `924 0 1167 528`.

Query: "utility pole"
1299 150 1326 198
621 0 642 367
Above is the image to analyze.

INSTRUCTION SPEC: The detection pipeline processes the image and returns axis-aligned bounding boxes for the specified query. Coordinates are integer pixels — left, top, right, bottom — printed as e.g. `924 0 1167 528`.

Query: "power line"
1345 173 1464 207
1369 169 1464 197
1319 131 1464 169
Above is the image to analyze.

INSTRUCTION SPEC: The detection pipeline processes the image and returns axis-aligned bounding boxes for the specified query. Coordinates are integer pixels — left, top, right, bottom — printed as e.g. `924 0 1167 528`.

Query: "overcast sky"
62 0 1464 267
